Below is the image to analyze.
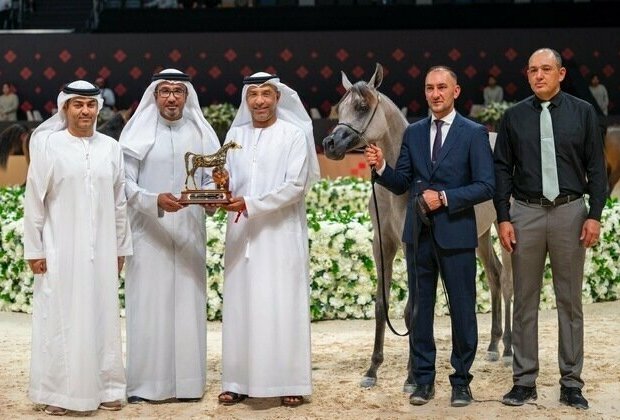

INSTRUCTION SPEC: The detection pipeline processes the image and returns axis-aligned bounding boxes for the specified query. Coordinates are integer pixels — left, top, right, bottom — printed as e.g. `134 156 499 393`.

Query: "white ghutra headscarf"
29 80 104 153
230 72 320 191
119 68 219 160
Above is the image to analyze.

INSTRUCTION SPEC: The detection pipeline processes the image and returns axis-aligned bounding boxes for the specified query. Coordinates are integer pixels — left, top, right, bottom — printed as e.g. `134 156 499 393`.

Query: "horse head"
322 63 407 162
223 141 242 152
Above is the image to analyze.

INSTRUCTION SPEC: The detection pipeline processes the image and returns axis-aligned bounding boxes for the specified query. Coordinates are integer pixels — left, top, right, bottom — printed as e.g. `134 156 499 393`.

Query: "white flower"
1 182 619 321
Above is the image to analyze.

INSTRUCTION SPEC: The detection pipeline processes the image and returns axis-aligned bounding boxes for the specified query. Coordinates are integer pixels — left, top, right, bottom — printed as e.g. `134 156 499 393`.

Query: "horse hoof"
360 376 377 388
403 383 414 393
502 355 513 366
486 350 500 362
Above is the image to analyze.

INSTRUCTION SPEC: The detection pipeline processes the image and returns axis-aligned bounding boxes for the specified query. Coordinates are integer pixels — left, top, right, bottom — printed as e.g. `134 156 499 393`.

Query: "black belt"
517 194 582 207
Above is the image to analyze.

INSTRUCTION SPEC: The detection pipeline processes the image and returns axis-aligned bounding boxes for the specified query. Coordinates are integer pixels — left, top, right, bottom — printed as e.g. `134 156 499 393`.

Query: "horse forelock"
351 82 376 106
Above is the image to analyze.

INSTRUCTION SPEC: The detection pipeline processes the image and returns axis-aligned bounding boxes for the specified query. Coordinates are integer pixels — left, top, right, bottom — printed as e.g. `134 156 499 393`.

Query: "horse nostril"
323 136 334 151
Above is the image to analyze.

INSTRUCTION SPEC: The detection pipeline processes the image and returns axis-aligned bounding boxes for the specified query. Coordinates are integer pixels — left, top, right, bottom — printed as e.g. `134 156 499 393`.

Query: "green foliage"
202 103 237 140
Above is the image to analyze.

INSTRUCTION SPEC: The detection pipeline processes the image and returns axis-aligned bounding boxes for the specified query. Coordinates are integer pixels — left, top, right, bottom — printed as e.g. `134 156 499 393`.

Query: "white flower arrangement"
477 101 515 129
1 182 618 320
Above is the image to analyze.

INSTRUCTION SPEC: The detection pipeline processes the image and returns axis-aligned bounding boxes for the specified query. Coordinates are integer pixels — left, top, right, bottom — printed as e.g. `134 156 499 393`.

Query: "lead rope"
368 158 411 337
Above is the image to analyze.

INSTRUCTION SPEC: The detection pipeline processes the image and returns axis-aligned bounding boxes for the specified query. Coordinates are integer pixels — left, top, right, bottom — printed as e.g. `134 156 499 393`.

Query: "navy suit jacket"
377 113 495 249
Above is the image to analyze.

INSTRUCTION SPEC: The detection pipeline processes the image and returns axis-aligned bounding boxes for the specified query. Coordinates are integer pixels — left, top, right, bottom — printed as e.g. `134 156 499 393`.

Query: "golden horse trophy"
180 141 242 205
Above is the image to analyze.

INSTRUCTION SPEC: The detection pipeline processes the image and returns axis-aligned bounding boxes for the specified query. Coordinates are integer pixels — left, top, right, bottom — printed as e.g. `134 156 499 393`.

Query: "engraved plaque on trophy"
179 142 241 205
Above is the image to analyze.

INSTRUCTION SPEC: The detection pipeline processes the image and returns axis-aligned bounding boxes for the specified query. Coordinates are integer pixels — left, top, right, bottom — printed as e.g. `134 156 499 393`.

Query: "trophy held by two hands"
179 141 242 205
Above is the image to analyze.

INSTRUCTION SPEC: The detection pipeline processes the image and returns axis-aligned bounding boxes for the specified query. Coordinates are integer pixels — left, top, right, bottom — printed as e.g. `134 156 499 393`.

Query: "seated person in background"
483 75 503 106
589 74 608 116
95 77 117 122
0 82 19 121
95 77 117 110
0 123 31 169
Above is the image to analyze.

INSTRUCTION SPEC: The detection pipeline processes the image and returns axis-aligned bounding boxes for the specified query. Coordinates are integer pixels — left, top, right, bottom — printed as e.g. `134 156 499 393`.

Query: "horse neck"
378 101 408 167
220 143 234 155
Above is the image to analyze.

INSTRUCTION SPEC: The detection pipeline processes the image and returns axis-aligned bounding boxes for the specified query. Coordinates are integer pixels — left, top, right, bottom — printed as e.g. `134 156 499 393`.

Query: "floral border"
1 180 618 320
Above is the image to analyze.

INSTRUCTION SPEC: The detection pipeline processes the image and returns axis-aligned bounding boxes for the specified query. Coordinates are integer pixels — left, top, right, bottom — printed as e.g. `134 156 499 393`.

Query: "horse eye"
355 102 369 113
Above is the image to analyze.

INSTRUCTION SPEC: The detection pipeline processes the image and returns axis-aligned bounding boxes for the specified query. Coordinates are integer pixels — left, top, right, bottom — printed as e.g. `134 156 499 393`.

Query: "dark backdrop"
0 28 618 120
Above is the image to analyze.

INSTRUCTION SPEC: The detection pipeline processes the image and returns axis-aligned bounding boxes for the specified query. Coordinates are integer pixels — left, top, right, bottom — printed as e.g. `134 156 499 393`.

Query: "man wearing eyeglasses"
494 48 607 410
119 69 220 404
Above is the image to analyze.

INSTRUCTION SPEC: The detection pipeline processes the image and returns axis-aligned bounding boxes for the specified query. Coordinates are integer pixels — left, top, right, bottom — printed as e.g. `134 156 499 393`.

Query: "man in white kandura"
216 72 320 408
119 69 220 403
23 80 132 416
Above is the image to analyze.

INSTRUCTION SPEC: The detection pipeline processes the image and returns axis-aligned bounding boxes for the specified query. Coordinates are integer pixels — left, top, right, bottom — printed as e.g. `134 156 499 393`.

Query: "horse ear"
341 71 352 90
368 63 384 89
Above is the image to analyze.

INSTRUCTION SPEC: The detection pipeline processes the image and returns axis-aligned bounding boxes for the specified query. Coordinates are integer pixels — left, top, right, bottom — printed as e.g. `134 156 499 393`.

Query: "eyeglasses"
157 88 187 98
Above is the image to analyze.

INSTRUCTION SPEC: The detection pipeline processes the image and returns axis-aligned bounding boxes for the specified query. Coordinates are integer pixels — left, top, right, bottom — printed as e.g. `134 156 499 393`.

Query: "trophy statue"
179 141 242 205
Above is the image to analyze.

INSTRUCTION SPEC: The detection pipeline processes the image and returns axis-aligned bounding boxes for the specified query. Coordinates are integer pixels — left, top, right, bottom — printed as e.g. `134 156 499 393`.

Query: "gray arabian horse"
322 63 513 391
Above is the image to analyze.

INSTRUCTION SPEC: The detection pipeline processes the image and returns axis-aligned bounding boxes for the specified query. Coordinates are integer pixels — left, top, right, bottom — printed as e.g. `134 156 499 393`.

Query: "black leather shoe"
560 386 588 410
127 396 149 404
502 385 537 406
451 385 473 407
409 384 435 406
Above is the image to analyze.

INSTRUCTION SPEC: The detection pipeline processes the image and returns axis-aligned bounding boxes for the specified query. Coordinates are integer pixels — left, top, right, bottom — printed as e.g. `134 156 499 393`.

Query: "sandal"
99 400 122 411
43 405 67 416
281 395 304 407
218 391 247 406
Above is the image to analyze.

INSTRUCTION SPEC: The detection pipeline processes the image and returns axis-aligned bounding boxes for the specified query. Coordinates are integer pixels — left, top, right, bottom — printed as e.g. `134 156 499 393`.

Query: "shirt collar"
157 114 185 128
432 108 456 125
533 90 563 109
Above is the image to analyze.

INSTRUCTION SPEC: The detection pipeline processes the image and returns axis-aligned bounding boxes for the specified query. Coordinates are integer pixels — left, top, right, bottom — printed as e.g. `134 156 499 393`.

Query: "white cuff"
375 160 387 175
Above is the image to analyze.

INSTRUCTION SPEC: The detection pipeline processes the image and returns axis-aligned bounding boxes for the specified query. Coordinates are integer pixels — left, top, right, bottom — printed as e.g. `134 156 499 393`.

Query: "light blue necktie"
540 101 559 201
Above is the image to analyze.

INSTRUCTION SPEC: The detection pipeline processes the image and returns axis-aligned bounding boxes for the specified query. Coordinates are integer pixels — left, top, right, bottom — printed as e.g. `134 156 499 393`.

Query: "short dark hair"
426 65 458 83
531 48 563 68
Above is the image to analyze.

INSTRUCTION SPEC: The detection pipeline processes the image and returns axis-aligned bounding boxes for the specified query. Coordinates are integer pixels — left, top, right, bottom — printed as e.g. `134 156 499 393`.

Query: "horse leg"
361 238 398 388
189 167 197 189
476 228 503 362
609 167 620 197
499 244 514 363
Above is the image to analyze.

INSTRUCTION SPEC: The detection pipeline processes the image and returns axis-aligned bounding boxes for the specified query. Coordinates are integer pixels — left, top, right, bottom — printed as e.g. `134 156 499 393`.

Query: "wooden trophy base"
179 189 231 205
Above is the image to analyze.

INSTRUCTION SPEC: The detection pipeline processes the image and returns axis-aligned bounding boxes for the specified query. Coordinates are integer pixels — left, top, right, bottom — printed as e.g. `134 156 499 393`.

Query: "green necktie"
540 101 559 201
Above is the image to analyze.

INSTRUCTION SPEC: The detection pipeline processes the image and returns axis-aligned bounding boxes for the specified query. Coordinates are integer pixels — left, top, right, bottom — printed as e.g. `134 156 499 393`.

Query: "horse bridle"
334 89 382 147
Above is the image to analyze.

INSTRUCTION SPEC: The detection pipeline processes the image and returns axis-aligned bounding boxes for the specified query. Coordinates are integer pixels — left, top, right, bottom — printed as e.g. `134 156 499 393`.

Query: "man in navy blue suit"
364 66 495 407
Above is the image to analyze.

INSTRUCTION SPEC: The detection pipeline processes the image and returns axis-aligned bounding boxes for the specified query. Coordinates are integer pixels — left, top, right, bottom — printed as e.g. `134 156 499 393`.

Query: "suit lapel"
419 117 433 175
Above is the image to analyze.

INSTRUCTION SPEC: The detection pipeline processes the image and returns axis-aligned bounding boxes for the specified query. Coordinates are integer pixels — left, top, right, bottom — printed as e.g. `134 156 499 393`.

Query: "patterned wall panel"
1 29 618 120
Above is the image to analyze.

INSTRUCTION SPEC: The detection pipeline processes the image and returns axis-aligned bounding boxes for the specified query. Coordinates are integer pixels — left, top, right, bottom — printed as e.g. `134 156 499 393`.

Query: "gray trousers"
510 198 587 389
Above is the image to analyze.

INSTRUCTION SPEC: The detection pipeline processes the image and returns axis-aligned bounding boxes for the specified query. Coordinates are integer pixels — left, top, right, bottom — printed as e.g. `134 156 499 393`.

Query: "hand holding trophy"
212 166 230 190
179 141 241 205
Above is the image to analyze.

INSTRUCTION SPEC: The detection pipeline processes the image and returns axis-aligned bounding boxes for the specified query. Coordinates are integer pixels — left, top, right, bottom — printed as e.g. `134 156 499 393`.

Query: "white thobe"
123 116 217 400
222 119 313 397
23 130 132 412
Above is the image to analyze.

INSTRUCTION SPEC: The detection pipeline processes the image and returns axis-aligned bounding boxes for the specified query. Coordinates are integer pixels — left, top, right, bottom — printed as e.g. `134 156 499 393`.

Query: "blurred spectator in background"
95 77 117 110
0 83 19 121
98 107 134 140
0 0 11 29
589 74 608 116
483 75 504 106
95 77 117 122
0 123 32 169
